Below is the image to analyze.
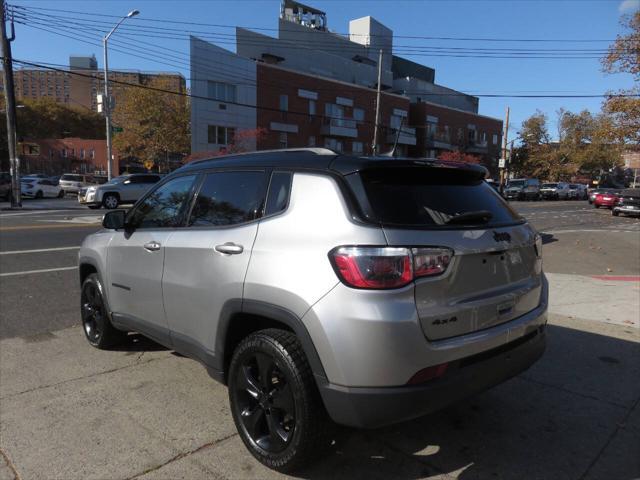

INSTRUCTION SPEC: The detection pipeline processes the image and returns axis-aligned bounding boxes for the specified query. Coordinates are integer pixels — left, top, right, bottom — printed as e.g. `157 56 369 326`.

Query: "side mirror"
102 210 126 230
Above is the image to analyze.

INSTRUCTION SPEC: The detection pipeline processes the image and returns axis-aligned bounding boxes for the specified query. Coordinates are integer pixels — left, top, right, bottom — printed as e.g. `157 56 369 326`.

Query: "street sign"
498 158 506 168
112 126 123 133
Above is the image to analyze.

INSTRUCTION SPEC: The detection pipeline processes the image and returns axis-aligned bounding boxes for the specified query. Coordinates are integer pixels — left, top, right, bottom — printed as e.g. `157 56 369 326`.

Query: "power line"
12 4 625 43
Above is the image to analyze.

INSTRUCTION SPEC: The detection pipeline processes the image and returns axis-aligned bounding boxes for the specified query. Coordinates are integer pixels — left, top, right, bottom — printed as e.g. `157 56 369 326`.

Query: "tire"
228 329 332 473
35 190 43 199
612 209 619 216
594 204 600 209
57 190 65 198
102 193 119 209
88 205 101 210
80 273 126 349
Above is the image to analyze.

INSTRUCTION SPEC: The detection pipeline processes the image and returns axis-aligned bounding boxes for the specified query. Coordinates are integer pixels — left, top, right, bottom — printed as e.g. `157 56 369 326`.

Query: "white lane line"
0 209 81 217
0 266 78 277
0 246 80 255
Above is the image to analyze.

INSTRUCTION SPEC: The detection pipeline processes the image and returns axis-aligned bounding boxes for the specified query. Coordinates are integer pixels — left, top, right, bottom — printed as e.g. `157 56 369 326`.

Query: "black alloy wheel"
81 273 125 348
228 329 332 472
235 352 296 453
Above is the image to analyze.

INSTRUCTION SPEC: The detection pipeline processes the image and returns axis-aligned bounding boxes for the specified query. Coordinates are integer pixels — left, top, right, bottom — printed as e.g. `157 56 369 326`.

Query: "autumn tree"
437 150 480 164
112 78 190 170
601 10 640 144
184 128 267 162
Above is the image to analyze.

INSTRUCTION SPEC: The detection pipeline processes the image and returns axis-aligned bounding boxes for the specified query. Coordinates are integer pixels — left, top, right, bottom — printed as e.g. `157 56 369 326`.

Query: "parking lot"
1 199 639 480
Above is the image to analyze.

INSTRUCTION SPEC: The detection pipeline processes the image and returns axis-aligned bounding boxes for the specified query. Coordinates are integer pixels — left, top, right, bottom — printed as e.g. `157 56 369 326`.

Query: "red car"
593 192 620 209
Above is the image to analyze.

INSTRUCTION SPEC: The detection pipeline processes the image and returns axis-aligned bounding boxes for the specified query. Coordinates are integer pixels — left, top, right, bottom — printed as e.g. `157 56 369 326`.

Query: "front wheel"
81 273 126 349
228 329 332 473
102 193 119 209
57 190 65 198
35 190 43 199
612 209 620 216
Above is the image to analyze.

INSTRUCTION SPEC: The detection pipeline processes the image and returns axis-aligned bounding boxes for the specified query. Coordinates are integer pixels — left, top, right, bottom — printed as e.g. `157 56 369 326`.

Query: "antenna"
380 117 404 158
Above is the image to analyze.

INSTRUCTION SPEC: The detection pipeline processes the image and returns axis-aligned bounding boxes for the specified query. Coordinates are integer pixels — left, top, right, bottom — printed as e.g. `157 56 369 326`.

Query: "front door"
162 170 268 362
107 174 198 344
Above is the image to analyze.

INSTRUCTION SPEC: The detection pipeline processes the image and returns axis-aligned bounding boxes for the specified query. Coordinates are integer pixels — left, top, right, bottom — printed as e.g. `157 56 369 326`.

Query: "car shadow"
540 232 558 245
291 323 639 480
110 333 169 353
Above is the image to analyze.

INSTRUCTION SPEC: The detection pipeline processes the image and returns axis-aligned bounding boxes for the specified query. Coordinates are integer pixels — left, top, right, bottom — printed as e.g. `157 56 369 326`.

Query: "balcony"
321 117 358 138
387 126 417 146
425 131 452 149
466 140 489 154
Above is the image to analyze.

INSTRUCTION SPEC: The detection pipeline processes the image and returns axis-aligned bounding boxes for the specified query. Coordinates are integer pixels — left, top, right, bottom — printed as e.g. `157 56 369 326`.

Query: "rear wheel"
228 329 332 473
57 190 65 198
35 190 43 199
612 209 620 216
102 193 119 209
81 273 126 349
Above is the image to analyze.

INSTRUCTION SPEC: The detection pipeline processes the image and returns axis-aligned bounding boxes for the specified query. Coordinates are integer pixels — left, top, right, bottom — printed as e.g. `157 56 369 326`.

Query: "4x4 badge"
493 231 511 243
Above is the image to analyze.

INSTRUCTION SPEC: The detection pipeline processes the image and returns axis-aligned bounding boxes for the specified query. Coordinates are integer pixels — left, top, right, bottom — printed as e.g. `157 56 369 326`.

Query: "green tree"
601 10 640 145
112 78 190 170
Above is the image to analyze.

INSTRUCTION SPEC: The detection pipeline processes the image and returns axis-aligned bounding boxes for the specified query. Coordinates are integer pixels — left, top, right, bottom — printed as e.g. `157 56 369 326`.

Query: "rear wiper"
445 210 493 225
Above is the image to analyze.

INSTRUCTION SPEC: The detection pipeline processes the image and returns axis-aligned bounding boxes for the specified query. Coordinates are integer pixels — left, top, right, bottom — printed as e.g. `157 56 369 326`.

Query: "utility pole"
1 1 20 207
499 106 510 191
372 49 383 156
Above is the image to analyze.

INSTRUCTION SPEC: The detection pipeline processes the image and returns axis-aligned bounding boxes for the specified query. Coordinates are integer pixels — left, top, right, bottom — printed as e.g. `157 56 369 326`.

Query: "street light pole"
103 9 139 180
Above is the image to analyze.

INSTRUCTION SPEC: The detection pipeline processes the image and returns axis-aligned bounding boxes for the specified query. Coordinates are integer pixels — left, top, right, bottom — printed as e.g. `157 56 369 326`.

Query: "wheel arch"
216 299 328 386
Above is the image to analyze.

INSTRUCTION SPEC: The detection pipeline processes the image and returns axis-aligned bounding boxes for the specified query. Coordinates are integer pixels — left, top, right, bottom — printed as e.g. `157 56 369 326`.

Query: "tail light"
330 246 453 290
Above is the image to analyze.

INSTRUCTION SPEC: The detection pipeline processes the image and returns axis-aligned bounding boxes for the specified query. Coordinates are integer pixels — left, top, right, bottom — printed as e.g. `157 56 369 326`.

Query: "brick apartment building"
3 55 185 113
190 0 503 169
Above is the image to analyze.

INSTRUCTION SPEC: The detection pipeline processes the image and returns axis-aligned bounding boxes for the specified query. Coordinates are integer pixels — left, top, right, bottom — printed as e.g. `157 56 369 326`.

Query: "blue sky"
8 0 639 139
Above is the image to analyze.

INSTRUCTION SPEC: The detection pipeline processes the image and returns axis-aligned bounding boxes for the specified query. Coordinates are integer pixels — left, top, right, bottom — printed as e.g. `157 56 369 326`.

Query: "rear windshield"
507 180 525 187
359 168 523 228
61 174 83 182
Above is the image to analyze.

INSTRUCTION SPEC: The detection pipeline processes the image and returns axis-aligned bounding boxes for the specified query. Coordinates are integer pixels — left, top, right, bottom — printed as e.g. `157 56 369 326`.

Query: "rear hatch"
351 163 543 341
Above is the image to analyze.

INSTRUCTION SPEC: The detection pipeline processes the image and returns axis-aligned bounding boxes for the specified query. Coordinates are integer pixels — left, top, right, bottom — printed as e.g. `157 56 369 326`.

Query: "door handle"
215 242 244 255
143 241 161 252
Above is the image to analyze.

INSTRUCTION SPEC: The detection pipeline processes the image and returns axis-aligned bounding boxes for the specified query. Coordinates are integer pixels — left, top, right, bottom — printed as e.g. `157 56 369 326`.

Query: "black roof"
176 148 487 178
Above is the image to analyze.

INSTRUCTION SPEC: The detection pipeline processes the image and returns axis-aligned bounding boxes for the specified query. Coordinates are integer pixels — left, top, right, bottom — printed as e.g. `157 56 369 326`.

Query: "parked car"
504 178 541 201
568 184 588 200
612 188 640 217
20 177 64 198
80 173 163 209
59 174 101 195
540 182 570 200
79 149 548 471
593 191 620 209
589 188 618 204
0 172 11 201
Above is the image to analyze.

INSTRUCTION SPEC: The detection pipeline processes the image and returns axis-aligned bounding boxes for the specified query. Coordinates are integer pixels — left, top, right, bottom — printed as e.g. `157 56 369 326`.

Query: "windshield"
359 167 523 228
20 178 35 183
542 183 557 188
107 176 125 185
61 174 83 182
569 185 578 189
507 180 525 188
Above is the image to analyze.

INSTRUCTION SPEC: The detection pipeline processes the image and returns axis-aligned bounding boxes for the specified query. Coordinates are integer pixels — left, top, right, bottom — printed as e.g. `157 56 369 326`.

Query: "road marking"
0 223 100 231
591 275 640 282
0 209 85 217
0 266 77 277
0 246 80 255
39 216 101 224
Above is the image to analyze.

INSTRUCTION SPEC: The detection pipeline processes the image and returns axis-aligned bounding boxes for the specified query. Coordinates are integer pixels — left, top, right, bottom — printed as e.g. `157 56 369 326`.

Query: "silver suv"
80 173 162 209
79 149 548 472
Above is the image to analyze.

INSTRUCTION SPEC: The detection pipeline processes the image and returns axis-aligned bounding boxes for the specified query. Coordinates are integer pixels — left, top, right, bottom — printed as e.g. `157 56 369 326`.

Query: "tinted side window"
264 171 292 216
188 171 266 227
128 175 196 229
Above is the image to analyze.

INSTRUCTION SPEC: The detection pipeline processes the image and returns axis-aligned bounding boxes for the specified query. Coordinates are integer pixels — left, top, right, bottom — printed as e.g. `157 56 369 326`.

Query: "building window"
90 149 95 159
207 81 236 103
308 136 316 147
325 103 345 125
443 125 450 142
492 133 499 145
279 95 288 112
352 141 364 154
61 149 67 158
80 149 85 159
278 132 287 149
324 138 343 152
353 108 365 123
468 128 477 142
480 132 487 145
309 100 316 116
208 125 235 145
390 114 403 130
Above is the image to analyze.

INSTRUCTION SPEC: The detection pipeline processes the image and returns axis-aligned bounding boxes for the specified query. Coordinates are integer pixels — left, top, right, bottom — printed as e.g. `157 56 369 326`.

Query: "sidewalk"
0 275 638 480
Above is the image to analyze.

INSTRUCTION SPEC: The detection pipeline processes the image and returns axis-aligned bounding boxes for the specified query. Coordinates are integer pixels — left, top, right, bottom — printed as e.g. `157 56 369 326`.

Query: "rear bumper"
320 324 546 428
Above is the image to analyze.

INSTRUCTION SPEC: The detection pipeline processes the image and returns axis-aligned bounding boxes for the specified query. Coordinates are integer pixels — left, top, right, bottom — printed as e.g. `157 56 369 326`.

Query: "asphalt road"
0 198 638 339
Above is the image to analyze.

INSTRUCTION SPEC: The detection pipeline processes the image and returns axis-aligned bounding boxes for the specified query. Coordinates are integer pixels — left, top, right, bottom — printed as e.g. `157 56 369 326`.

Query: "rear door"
162 170 268 358
357 166 543 341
